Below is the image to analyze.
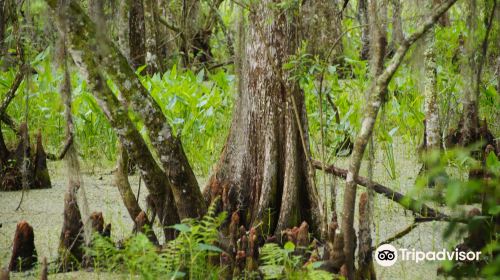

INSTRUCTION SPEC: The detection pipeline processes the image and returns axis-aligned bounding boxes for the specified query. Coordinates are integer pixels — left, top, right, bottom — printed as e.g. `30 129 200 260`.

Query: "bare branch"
156 14 181 33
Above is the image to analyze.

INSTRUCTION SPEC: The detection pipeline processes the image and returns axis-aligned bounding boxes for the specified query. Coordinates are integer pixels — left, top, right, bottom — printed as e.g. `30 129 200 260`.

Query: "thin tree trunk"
459 0 496 147
115 143 160 243
144 0 162 73
115 143 142 222
423 0 440 151
390 0 404 53
117 0 131 61
0 0 5 55
343 1 387 277
88 0 105 31
357 0 370 60
340 0 459 278
129 0 146 69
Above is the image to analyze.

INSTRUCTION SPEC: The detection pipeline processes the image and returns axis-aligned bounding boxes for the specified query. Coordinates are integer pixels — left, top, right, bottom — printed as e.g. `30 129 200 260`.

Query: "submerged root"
0 124 51 191
8 221 37 272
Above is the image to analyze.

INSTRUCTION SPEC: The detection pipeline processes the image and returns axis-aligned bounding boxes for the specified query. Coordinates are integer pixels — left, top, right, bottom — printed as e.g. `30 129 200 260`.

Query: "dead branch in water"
312 159 452 221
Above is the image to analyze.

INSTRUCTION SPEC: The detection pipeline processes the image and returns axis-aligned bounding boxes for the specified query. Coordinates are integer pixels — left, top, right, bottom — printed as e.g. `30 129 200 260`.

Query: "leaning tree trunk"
46 0 206 222
203 0 324 238
340 1 459 278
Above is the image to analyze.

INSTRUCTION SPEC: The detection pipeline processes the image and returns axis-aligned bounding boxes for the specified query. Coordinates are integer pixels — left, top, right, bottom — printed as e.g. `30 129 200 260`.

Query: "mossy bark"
45 0 206 220
55 12 180 239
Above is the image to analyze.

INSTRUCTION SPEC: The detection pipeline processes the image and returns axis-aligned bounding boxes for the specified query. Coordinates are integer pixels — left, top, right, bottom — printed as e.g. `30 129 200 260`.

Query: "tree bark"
0 269 8 280
88 0 105 31
339 0 459 278
117 0 130 61
357 0 370 60
59 25 179 239
8 221 37 271
144 0 162 73
343 1 387 277
44 0 207 219
204 0 324 238
459 0 496 147
129 0 146 69
301 0 343 62
115 143 143 222
356 193 376 279
389 0 404 53
0 0 7 54
423 18 440 151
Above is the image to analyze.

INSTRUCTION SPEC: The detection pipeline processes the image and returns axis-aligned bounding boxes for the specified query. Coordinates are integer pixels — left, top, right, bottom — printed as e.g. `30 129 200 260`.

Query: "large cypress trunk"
204 0 324 238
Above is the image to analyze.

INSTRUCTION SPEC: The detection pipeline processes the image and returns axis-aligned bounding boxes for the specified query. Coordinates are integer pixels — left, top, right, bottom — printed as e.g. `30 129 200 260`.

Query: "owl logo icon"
375 244 398 267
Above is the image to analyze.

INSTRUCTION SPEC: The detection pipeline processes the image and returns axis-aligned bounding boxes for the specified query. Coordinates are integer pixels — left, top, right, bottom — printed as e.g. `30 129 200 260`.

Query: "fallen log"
312 160 450 221
8 221 37 271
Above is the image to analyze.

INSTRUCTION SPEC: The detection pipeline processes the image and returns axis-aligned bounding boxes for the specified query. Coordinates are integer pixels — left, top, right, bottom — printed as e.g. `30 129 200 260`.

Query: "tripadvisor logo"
374 244 481 267
375 244 398 267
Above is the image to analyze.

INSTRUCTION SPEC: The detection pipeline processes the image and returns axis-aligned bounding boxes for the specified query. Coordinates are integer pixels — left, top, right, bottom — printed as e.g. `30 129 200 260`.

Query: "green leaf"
196 243 223 252
170 223 191 233
284 241 295 252
196 69 205 83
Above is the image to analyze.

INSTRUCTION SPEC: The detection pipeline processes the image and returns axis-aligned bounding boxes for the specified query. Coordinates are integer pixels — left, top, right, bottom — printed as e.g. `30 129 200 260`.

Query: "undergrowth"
87 202 334 280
